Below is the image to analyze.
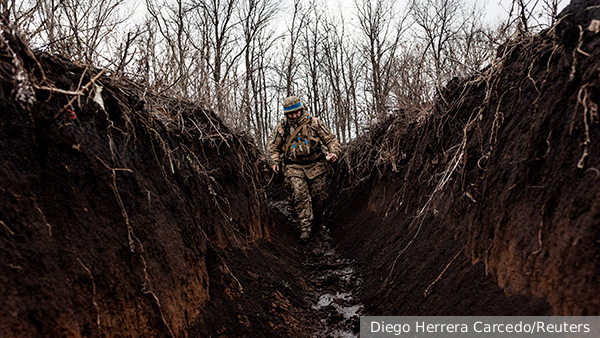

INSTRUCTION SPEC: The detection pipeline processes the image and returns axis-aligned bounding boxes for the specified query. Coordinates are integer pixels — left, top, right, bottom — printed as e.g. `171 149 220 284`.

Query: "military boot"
299 229 310 244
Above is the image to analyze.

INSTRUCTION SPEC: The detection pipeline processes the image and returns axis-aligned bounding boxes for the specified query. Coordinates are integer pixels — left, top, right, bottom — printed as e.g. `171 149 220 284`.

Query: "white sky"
279 0 569 27
127 0 569 34
484 0 569 24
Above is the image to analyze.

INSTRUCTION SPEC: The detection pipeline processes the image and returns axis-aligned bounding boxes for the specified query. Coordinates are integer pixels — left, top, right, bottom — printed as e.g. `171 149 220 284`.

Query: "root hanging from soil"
382 111 473 288
0 219 15 236
575 84 597 168
140 254 176 338
31 197 51 236
424 251 462 298
73 253 101 329
96 156 136 251
96 158 176 337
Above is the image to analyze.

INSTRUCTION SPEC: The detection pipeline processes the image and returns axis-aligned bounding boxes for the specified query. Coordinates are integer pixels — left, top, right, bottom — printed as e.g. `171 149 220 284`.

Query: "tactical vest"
282 116 324 164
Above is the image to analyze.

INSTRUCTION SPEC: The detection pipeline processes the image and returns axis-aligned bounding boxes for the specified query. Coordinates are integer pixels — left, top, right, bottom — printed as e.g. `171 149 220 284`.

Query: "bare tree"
409 0 466 89
145 0 197 98
194 0 246 116
321 13 360 142
450 2 495 77
279 0 309 97
54 0 131 64
355 0 409 122
8 0 526 148
238 0 278 148
301 1 325 118
507 0 566 32
250 29 279 149
389 45 430 111
2 0 41 40
541 0 563 27
8 0 133 68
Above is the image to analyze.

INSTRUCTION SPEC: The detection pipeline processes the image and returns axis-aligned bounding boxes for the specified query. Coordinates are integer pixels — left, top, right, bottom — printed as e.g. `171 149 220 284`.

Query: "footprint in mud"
303 229 364 338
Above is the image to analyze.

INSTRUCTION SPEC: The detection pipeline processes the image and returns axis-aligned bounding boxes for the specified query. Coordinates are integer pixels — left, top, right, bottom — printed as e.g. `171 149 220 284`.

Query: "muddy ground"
1 0 599 337
190 186 364 338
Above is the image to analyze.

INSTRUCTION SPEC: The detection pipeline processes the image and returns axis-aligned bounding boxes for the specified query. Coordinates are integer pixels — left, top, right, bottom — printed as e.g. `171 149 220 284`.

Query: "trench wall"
328 0 600 316
0 47 269 336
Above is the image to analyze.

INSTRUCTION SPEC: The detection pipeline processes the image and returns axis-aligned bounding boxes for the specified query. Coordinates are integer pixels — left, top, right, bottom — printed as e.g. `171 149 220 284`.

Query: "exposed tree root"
0 219 14 236
31 197 51 236
73 253 101 329
573 84 597 168
424 251 462 298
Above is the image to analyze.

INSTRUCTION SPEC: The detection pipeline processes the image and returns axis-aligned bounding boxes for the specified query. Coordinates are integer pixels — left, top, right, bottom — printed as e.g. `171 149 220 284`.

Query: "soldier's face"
286 110 302 120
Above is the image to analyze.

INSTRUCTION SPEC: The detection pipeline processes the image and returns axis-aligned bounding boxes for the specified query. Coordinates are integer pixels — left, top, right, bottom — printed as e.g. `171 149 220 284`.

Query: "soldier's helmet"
283 96 304 114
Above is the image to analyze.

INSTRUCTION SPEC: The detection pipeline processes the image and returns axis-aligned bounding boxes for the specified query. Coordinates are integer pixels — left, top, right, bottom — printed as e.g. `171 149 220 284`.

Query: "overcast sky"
277 0 569 27
127 0 569 34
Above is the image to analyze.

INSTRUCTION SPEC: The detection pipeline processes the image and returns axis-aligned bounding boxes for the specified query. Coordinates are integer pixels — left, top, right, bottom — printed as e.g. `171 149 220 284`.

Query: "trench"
2 3 600 335
268 194 364 338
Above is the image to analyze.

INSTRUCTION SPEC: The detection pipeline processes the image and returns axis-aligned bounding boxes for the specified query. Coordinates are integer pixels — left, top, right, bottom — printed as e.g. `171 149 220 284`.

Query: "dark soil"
1 1 599 337
328 0 600 317
0 18 362 338
0 19 278 337
190 190 364 338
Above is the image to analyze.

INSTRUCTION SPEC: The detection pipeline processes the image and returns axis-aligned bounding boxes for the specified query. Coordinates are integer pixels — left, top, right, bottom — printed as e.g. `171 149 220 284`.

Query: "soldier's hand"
272 164 280 173
326 153 338 163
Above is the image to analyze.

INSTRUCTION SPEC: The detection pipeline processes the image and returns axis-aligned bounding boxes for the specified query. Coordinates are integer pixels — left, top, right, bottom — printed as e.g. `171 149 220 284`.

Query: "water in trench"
268 195 364 337
303 228 364 337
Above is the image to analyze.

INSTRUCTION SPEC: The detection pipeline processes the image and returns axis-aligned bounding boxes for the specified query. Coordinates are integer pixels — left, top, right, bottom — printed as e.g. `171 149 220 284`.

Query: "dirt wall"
0 25 270 337
328 0 600 316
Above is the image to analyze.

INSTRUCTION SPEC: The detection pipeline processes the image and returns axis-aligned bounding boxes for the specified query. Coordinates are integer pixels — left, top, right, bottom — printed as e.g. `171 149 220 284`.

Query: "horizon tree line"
4 0 564 149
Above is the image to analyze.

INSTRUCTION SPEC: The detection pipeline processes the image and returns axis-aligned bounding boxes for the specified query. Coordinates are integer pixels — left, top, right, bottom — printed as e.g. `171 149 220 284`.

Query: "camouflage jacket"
267 110 341 179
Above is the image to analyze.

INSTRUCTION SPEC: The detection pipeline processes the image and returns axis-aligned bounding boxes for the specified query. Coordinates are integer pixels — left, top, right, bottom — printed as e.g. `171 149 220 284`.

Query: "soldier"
267 96 341 244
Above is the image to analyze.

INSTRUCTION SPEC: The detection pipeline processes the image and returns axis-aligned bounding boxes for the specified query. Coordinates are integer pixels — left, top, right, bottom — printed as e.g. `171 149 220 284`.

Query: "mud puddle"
267 194 364 337
303 228 364 338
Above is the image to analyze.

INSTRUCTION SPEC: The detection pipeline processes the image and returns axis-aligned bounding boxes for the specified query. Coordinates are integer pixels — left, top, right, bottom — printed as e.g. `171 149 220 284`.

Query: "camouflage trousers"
284 173 328 233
